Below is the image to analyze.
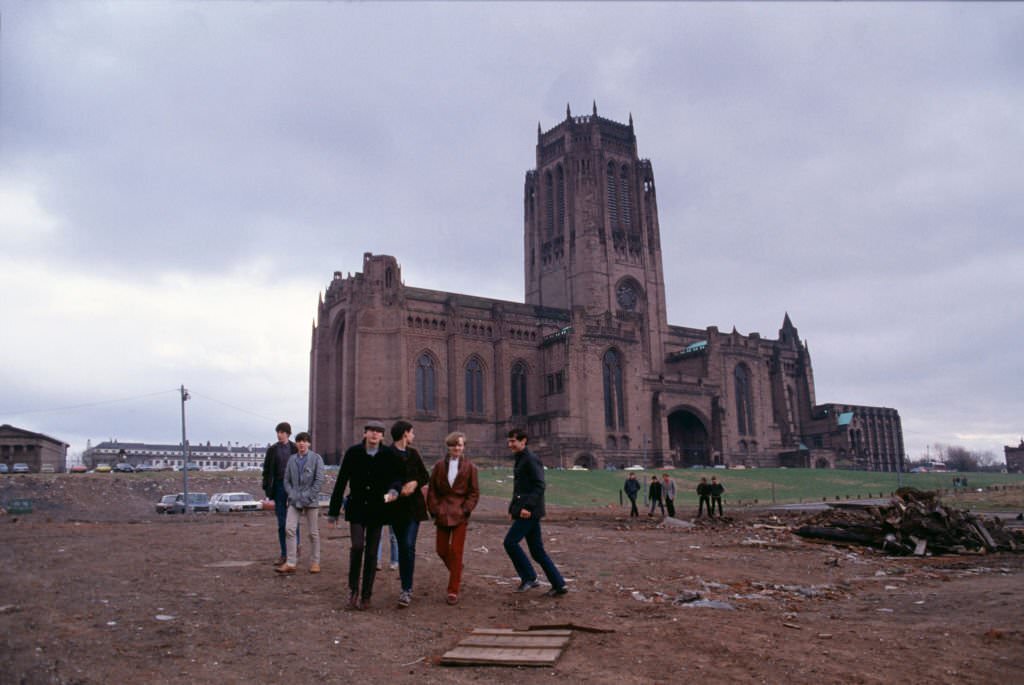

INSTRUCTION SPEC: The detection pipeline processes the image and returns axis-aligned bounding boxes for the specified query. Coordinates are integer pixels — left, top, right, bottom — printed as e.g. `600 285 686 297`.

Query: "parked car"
40 464 56 473
12 463 31 474
177 463 200 472
209 493 226 511
213 492 261 513
94 464 112 473
166 492 211 514
155 494 178 514
134 463 156 472
0 464 8 474
113 463 135 473
69 465 88 473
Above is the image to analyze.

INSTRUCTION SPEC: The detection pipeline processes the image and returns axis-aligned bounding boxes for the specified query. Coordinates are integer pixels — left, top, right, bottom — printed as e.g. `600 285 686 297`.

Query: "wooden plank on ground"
441 629 572 666
461 635 570 648
472 628 572 636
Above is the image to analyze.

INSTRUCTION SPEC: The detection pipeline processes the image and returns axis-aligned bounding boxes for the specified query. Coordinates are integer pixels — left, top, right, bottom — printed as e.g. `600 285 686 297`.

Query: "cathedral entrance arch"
573 453 596 469
668 408 710 466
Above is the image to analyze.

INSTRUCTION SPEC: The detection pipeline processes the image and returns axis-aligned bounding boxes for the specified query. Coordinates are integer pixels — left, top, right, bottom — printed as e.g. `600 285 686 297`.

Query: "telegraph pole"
180 385 191 512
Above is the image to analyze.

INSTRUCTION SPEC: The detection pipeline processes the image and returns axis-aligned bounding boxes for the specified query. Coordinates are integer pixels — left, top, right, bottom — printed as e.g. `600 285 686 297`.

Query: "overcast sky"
2 2 1021 464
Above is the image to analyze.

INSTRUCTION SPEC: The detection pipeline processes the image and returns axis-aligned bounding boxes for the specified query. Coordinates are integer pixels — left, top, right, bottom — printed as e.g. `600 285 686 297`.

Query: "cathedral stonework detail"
309 107 905 470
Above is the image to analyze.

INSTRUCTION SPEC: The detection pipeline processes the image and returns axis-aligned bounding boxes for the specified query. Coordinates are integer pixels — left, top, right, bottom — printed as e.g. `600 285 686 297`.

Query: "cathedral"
309 105 905 471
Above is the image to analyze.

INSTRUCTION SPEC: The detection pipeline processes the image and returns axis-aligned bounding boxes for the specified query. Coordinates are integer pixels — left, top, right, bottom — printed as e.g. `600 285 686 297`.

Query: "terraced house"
309 106 904 471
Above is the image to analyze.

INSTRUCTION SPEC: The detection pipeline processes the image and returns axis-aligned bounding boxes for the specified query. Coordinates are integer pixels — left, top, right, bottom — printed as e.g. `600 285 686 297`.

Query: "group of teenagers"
260 420 568 611
622 472 725 518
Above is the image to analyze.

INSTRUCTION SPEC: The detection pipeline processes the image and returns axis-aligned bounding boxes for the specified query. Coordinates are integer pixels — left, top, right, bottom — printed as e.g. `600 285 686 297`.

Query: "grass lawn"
476 467 1024 511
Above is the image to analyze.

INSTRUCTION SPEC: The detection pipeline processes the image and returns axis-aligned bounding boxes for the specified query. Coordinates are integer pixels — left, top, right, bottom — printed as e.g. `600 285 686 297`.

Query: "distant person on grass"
648 473 665 516
709 476 725 517
623 472 641 517
662 473 677 518
275 432 324 575
696 477 711 517
261 421 298 565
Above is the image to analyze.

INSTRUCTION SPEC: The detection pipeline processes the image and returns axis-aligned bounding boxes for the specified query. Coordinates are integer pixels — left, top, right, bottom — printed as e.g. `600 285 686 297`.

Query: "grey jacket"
284 450 325 509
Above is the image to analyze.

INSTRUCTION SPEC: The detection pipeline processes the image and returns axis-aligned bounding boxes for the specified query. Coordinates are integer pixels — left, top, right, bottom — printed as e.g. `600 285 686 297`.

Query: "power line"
0 389 179 416
188 391 277 423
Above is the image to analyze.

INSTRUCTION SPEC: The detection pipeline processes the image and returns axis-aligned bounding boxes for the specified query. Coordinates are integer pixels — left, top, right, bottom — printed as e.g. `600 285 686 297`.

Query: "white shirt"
447 457 459 486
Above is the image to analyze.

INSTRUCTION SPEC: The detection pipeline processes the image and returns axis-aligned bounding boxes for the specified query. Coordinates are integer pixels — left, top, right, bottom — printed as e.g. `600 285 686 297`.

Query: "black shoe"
544 586 569 597
515 579 541 593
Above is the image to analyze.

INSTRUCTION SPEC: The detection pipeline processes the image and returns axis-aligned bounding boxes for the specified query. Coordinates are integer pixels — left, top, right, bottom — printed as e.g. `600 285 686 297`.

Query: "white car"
623 464 645 471
213 492 262 513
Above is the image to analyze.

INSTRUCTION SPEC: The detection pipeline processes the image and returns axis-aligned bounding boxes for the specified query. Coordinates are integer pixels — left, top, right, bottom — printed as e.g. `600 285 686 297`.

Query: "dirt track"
2 474 1022 684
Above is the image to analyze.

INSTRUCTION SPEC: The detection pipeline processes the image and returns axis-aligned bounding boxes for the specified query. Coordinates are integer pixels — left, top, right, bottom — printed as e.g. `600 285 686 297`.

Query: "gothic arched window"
511 362 528 417
603 349 626 430
415 353 436 413
606 162 618 227
556 165 566 234
619 165 631 227
734 364 755 435
465 357 484 414
545 171 554 237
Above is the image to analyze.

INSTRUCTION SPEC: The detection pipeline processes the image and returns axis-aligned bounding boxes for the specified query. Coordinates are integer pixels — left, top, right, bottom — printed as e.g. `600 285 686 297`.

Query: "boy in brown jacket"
426 431 480 605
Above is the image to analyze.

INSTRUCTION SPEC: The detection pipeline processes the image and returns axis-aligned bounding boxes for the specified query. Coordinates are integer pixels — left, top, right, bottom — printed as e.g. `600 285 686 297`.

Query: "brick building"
309 106 905 470
0 424 69 473
1006 440 1024 474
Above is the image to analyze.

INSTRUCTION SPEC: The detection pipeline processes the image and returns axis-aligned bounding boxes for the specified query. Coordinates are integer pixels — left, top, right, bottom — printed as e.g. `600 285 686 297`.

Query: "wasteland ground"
1 474 1022 684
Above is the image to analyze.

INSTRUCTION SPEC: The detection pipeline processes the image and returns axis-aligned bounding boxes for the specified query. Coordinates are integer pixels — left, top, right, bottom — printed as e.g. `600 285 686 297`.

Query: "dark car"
113 463 135 473
166 492 211 514
155 494 178 514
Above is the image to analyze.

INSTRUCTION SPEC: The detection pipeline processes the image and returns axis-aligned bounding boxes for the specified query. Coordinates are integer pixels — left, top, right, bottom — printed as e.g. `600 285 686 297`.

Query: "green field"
476 467 1024 510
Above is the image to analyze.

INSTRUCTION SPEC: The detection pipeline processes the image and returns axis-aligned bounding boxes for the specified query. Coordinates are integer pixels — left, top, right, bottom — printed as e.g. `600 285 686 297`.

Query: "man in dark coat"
648 474 665 517
709 476 725 517
261 421 297 565
503 428 568 597
388 420 430 608
327 420 404 610
696 477 711 517
623 473 641 517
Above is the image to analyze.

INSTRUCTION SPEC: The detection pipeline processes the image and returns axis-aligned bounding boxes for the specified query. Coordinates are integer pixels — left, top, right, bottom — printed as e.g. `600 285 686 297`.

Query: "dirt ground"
2 474 1022 685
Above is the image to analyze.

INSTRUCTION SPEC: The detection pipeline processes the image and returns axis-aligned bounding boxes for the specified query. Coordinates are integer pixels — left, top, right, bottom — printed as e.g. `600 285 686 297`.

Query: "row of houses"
82 439 267 471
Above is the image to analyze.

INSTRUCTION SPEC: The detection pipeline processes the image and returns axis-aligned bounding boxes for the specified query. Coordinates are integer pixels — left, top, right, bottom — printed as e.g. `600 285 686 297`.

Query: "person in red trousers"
426 431 480 605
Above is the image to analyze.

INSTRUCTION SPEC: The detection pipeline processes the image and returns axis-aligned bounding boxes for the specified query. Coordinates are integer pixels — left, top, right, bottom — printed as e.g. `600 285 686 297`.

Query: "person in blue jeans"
388 420 430 608
503 428 568 598
261 421 298 565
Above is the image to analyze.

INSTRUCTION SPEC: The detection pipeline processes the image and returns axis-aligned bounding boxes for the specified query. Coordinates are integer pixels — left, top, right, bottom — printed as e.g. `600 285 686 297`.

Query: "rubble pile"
794 487 1022 556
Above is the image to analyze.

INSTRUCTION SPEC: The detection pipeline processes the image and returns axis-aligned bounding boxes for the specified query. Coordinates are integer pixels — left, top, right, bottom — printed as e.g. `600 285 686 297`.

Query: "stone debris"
794 488 1022 556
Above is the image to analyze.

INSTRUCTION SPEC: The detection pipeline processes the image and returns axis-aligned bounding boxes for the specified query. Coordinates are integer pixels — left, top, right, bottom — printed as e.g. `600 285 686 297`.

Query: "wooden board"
441 629 572 666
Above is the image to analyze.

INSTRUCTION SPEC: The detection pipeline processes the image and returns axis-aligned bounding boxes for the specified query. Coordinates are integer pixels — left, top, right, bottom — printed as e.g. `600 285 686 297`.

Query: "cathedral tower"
523 103 669 368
